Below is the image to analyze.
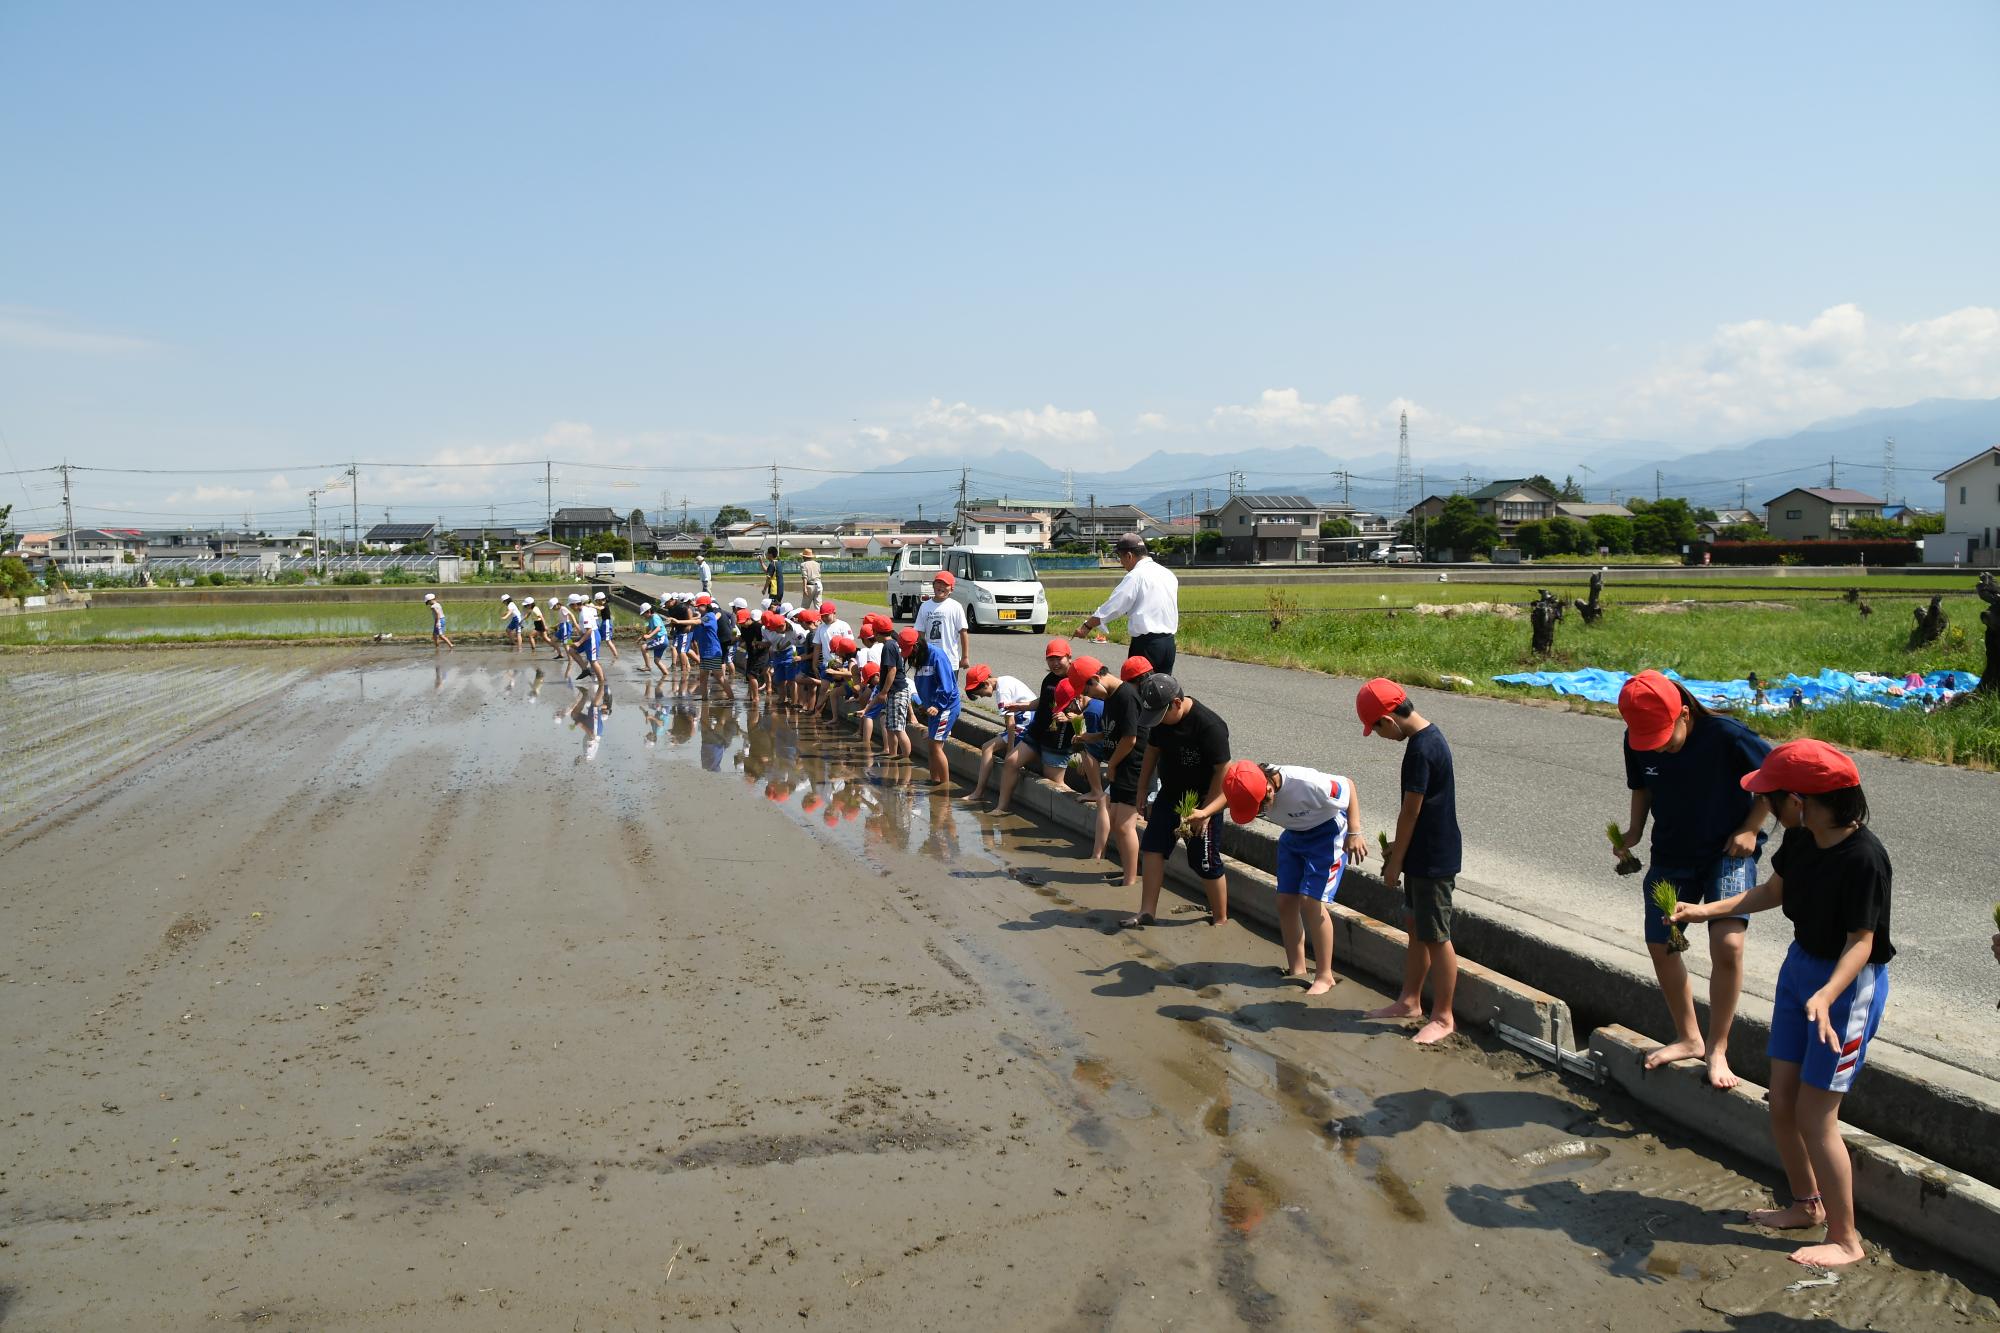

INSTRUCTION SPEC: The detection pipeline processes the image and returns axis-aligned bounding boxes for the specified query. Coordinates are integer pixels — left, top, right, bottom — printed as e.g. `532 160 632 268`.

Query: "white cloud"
0 306 157 355
1134 411 1175 432
913 397 1104 443
1614 303 2000 440
1208 388 1370 434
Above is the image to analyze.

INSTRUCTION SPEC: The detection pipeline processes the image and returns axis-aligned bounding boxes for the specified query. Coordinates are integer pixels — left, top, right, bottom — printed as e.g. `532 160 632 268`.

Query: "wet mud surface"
0 648 1994 1330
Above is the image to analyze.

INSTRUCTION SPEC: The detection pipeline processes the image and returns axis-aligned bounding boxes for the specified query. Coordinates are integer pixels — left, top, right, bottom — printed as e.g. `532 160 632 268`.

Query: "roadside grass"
1037 578 1969 615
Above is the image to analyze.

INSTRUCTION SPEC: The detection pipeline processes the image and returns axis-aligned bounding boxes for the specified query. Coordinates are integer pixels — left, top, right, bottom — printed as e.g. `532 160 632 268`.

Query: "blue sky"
2 2 1996 526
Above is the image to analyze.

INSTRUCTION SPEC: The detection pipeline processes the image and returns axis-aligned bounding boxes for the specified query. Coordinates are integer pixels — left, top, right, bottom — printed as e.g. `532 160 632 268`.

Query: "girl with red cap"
1615 668 1774 1091
1669 739 1893 1269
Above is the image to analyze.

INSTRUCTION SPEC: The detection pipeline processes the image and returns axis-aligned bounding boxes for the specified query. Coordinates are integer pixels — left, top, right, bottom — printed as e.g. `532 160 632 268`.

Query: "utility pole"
1394 409 1413 522
1458 470 1476 495
546 461 555 537
1088 491 1097 558
1882 437 1896 505
955 468 969 542
1827 456 1837 488
59 461 76 578
1577 463 1594 502
770 463 783 534
1335 469 1351 507
1227 470 1246 496
347 462 359 558
308 490 321 573
1739 479 1748 511
681 496 689 531
1655 470 1663 503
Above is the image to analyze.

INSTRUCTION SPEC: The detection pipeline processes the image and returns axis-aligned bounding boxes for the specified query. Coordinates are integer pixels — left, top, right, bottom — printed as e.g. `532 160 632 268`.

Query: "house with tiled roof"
1763 487 1885 541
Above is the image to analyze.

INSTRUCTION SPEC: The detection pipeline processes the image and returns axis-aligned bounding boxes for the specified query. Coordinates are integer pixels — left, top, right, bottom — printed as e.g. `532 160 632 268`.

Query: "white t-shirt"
861 642 884 668
914 597 969 672
577 605 598 633
993 674 1035 734
1266 766 1351 836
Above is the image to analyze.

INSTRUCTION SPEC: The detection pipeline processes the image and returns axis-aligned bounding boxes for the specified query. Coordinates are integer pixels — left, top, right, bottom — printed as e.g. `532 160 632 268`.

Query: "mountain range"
736 397 2000 524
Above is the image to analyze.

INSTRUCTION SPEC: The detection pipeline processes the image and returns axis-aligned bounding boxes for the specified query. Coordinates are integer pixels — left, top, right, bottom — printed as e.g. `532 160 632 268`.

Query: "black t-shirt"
716 613 738 646
1771 824 1895 964
1148 697 1229 796
1101 683 1151 789
1023 671 1065 750
876 640 904 690
1624 712 1772 872
1399 722 1462 878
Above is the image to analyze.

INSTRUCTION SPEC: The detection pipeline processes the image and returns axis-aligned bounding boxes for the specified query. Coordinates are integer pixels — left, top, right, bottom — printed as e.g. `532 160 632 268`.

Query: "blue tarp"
1491 666 1980 714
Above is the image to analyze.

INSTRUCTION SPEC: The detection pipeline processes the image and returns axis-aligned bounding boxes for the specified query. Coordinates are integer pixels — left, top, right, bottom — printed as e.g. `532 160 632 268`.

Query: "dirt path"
1 650 1992 1330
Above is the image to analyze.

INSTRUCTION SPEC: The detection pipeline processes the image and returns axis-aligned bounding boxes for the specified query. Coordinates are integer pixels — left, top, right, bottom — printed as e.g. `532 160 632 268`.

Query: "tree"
628 508 647 530
1525 475 1561 499
1426 496 1498 558
1513 520 1552 557
1545 515 1587 555
1645 497 1699 549
1630 513 1670 554
0 555 36 599
1588 513 1633 554
1557 474 1586 502
1319 517 1356 538
1718 523 1770 542
0 502 14 553
711 504 751 533
1849 514 1941 539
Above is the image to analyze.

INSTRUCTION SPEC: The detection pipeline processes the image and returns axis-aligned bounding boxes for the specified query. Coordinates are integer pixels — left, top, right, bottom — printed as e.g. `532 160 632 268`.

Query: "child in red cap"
1357 677 1462 1044
1669 739 1892 1269
992 638 1075 816
1616 668 1774 1089
1222 757 1367 995
960 663 1038 804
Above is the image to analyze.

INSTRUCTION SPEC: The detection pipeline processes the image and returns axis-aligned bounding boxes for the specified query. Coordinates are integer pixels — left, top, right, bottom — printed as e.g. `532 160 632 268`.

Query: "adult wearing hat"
1075 532 1179 677
1616 668 1773 1090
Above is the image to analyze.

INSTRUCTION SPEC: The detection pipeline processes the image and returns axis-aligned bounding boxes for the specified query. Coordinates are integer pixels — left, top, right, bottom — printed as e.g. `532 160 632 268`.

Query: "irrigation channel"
0 646 1993 1329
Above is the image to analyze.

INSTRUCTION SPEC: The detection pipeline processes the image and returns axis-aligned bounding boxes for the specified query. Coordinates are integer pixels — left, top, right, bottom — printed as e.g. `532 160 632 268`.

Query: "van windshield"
967 552 1036 582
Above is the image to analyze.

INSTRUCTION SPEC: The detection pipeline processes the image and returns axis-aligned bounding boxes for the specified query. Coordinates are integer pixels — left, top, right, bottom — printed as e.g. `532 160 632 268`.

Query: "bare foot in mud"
1413 1019 1455 1045
1280 969 1310 984
1749 1200 1825 1229
1304 975 1338 997
1644 1037 1705 1070
1366 1000 1423 1020
1707 1051 1740 1091
1790 1239 1865 1268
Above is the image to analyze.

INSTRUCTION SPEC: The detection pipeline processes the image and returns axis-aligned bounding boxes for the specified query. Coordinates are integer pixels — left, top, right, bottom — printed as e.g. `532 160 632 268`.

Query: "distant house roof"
1881 504 1934 520
1554 502 1633 520
1931 446 2000 481
366 522 436 542
1764 487 1884 508
1229 494 1320 511
1054 504 1150 521
962 508 1044 522
520 538 572 553
551 507 621 524
1710 509 1758 525
901 518 952 532
1468 479 1555 502
449 526 522 544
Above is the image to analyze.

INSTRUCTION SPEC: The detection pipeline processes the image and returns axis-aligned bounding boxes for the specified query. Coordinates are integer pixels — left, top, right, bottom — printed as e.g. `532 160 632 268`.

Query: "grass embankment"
1044 580 1996 768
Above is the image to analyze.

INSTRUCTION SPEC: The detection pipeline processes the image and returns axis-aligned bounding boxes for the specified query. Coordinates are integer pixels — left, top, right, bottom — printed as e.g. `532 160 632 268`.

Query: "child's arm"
1675 871 1784 923
1382 790 1424 887
1341 779 1367 863
1187 763 1230 830
1805 929 1878 1048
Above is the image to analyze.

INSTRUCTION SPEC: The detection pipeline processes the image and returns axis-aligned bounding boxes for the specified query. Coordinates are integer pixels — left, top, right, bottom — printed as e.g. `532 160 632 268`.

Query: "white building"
1928 445 2000 566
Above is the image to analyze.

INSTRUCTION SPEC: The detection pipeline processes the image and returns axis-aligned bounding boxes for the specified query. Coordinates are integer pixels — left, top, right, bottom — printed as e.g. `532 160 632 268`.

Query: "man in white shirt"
697 555 712 594
1076 533 1180 676
913 571 970 681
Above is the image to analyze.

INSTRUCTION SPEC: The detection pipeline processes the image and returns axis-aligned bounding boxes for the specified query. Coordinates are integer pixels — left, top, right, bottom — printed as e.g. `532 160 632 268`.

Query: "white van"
591 552 618 577
886 544 1047 631
1372 544 1421 565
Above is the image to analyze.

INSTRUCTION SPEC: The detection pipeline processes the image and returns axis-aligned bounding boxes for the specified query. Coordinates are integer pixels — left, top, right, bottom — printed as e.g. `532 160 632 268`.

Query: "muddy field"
0 648 1994 1330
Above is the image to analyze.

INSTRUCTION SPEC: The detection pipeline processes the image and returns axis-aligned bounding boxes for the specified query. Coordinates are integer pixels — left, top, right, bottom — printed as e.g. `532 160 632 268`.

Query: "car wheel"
1030 623 1046 634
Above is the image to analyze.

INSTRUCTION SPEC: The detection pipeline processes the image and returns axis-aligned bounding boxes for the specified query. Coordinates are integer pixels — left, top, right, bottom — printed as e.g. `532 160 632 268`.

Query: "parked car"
1372 544 1421 564
887 544 1047 631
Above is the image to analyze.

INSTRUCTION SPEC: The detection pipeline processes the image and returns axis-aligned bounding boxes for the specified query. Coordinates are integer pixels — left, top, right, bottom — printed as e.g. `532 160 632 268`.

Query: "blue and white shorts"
1276 822 1344 904
1770 941 1889 1092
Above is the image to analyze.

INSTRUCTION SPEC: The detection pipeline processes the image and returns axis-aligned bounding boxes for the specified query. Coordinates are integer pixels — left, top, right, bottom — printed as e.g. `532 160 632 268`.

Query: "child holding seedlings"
1128 673 1231 929
1220 759 1367 996
1616 669 1772 1089
1357 678 1462 1044
1669 739 1893 1269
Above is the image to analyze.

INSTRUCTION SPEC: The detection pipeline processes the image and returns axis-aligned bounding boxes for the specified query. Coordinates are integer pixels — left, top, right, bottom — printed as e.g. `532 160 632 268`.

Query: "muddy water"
0 648 1992 1331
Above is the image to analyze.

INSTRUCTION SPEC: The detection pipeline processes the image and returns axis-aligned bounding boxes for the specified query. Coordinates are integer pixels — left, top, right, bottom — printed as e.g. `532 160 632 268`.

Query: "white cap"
593 590 606 600
779 602 794 615
731 597 747 609
500 594 513 601
423 593 436 601
523 597 535 605
568 593 583 603
639 602 652 613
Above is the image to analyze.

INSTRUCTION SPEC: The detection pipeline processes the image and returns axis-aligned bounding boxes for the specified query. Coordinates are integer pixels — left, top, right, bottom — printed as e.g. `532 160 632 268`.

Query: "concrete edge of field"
915 704 2000 1275
1589 1026 2000 1277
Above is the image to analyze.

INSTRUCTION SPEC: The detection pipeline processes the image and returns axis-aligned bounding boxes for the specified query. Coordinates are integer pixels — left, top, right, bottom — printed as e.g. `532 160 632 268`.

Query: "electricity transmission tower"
1394 411 1414 518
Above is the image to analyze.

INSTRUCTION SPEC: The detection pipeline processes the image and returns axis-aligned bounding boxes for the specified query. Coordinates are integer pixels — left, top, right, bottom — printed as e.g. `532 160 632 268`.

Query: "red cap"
966 663 992 691
1356 677 1408 738
1741 738 1860 794
801 795 822 813
819 601 837 616
796 609 820 625
1119 655 1153 682
829 635 857 657
861 662 881 682
1221 759 1268 825
857 616 881 639
695 594 712 605
1617 670 1683 752
1066 655 1104 690
897 628 919 655
1052 680 1078 713
735 608 751 625
1044 636 1072 660
932 570 955 588
762 610 785 631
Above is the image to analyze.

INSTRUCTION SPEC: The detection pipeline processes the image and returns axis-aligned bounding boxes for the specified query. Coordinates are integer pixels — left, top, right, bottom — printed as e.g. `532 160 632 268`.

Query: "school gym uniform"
1019 671 1068 768
644 612 669 662
912 645 962 742
695 611 724 672
597 605 614 646
1140 698 1229 881
1262 766 1354 905
504 605 522 633
868 641 907 729
1768 825 1895 1092
575 607 600 664
1625 713 1772 943
431 609 448 639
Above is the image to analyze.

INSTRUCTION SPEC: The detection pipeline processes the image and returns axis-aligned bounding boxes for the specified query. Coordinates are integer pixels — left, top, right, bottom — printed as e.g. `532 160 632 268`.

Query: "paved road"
627 573 2000 1080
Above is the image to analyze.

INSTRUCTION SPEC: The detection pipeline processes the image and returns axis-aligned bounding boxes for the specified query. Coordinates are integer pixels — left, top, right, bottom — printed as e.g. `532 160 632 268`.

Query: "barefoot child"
1616 669 1773 1089
1669 739 1892 1269
1358 679 1463 1044
1221 759 1366 996
1073 657 1151 890
424 593 453 650
1127 673 1230 929
961 664 1035 802
500 594 523 650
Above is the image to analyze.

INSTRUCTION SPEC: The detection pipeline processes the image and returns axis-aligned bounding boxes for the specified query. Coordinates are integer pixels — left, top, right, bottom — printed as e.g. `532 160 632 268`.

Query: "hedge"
1700 540 1921 566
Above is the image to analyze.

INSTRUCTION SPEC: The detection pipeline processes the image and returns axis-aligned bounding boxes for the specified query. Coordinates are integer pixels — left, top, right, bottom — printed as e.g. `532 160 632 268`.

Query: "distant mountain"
1597 397 2000 509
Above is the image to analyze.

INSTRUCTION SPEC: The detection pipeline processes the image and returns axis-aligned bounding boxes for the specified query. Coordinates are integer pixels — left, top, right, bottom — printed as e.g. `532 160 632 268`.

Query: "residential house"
448 526 523 550
900 518 953 538
46 528 147 569
1049 504 1154 546
1881 504 1937 527
1696 508 1761 542
958 508 1052 550
836 519 904 537
1928 445 2000 565
718 518 774 541
1466 480 1557 534
551 508 651 546
364 522 438 551
1553 501 1635 524
516 539 573 575
1194 494 1335 563
1762 487 1886 541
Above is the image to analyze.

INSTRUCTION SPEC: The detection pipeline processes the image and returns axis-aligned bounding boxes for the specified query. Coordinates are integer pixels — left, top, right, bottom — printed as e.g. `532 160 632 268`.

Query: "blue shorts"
505 616 521 631
557 623 572 643
649 640 668 661
1770 941 1889 1093
1643 855 1756 945
924 699 961 742
575 634 600 664
1140 790 1225 881
1276 822 1344 904
1039 748 1072 771
597 621 611 644
432 618 447 638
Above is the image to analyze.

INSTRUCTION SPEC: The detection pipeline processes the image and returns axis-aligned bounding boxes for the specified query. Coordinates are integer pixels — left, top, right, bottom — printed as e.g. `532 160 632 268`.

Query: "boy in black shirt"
1670 739 1891 1270
1126 673 1230 929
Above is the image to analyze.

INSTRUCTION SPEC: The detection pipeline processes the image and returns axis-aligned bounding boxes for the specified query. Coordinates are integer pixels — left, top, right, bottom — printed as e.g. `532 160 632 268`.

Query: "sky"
2 1 1997 530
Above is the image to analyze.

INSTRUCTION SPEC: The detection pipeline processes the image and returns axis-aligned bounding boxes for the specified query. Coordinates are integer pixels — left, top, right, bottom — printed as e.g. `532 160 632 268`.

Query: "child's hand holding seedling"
1174 790 1201 838
1608 822 1642 876
1652 880 1690 952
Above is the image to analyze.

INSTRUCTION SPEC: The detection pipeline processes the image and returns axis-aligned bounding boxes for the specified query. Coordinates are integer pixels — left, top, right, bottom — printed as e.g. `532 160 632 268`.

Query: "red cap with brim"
1052 680 1078 713
1740 738 1860 794
1044 637 1072 660
1221 759 1268 825
932 571 955 588
1119 656 1153 682
1066 656 1103 690
897 628 919 654
1355 677 1407 738
966 663 992 691
1617 670 1682 752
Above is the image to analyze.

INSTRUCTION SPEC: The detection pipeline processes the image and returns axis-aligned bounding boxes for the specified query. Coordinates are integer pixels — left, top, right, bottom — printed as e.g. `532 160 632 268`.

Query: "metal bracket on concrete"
1494 1020 1605 1083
